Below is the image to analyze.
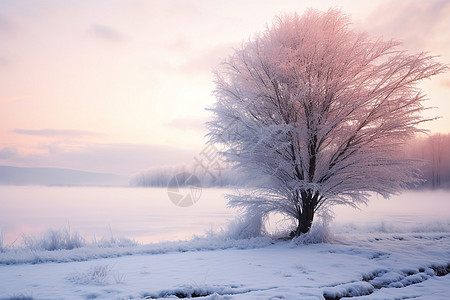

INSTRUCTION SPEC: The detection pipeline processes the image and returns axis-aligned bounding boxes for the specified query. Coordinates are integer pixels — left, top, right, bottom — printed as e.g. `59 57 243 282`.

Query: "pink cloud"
89 24 125 42
0 147 17 159
0 14 15 34
361 0 450 51
160 42 237 77
0 55 10 67
12 128 104 138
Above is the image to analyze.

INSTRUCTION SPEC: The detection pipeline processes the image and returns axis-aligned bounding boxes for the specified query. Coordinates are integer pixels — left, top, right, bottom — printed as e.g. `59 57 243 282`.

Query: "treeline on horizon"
131 133 450 190
406 133 450 189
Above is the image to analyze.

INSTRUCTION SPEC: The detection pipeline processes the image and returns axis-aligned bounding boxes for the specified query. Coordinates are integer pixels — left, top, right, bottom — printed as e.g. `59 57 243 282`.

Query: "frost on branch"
207 9 448 237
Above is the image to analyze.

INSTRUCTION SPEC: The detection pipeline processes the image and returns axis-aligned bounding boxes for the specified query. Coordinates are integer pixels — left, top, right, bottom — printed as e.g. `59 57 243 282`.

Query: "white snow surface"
1 229 449 300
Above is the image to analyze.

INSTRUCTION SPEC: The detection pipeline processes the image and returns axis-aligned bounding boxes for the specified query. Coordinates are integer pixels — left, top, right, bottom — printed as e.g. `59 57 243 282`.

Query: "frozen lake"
0 186 235 245
0 186 449 245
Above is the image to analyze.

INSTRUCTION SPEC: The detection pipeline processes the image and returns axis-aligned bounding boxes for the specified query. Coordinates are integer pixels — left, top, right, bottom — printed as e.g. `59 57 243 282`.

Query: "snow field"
0 230 449 300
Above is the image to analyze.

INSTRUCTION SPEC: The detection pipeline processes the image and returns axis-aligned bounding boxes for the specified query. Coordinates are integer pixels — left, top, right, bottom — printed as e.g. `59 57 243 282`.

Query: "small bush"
292 219 333 244
0 232 5 253
7 294 34 300
91 226 138 248
225 212 266 239
93 236 138 248
22 227 85 251
0 231 16 253
67 264 125 285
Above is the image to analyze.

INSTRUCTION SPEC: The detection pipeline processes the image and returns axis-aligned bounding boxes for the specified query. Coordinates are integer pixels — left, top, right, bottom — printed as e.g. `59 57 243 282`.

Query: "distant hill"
0 166 129 186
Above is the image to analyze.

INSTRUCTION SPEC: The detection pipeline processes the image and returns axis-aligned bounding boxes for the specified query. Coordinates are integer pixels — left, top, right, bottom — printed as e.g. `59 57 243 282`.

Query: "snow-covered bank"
1 229 449 300
0 235 274 265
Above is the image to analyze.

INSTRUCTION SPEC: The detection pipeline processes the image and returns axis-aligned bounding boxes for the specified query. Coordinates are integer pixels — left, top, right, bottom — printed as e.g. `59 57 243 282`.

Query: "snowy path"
1 231 449 300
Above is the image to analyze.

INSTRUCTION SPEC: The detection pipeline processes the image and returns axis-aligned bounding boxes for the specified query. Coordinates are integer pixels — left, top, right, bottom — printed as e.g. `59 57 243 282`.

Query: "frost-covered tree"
207 9 447 237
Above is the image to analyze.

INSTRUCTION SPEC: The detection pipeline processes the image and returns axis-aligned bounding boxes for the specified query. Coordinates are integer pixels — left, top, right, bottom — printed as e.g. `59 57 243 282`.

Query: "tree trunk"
295 205 314 236
292 191 317 237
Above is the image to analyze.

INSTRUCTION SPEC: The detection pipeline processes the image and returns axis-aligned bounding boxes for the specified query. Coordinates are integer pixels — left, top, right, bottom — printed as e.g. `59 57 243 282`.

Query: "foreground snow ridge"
322 264 450 300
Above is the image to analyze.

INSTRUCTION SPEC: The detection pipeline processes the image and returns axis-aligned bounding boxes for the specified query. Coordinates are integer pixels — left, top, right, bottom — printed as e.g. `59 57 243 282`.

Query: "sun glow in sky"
1 0 449 175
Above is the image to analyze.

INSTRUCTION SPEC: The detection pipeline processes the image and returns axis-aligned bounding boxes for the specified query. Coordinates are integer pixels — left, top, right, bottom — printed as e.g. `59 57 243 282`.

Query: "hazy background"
1 0 449 177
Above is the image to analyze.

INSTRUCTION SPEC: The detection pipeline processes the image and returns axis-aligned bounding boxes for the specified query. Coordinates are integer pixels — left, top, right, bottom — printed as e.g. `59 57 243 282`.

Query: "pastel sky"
0 0 449 175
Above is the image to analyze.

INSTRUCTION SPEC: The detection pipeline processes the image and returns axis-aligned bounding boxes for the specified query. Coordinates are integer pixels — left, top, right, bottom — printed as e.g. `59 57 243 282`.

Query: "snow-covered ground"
1 189 449 299
1 224 450 299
